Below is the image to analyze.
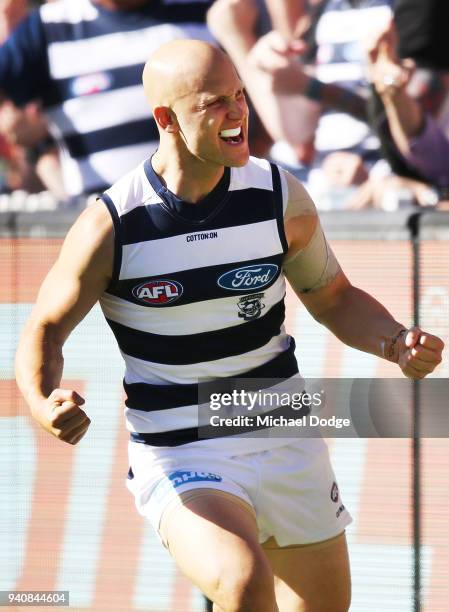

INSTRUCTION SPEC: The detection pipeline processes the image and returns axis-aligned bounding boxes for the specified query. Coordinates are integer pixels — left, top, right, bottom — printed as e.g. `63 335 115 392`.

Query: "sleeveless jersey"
99 156 301 450
38 0 213 196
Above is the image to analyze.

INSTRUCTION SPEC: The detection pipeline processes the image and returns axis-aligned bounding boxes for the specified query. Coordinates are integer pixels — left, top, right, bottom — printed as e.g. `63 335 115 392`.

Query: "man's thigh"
160 489 278 612
262 532 351 612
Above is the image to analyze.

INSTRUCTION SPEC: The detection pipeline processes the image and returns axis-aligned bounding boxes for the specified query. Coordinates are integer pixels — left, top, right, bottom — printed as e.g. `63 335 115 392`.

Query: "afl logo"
132 279 183 306
218 264 278 291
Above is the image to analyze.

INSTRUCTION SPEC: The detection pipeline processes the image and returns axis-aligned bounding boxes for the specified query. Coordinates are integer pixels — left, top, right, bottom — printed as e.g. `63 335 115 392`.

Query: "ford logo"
218 264 278 291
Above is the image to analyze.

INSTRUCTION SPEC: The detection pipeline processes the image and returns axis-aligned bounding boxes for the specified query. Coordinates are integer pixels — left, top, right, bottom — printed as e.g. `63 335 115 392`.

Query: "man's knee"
213 552 277 612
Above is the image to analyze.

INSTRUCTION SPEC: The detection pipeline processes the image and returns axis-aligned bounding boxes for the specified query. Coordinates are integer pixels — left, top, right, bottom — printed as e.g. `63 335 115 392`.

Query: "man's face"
172 61 250 168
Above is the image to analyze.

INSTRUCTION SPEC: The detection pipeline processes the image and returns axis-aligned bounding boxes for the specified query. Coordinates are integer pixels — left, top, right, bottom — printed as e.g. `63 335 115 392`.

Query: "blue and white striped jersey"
0 0 212 196
99 156 301 450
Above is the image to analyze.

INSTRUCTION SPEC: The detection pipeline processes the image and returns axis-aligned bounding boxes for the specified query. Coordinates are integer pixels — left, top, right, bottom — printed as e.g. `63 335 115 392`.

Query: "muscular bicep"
28 201 114 343
294 269 352 322
281 168 342 291
282 168 318 259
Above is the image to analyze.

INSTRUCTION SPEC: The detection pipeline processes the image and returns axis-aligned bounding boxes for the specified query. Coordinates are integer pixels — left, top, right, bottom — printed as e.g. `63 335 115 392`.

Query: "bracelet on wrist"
386 328 407 362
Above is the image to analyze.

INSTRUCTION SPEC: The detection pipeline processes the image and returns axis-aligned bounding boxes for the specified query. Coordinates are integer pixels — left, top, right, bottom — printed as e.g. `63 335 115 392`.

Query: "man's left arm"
281 169 444 378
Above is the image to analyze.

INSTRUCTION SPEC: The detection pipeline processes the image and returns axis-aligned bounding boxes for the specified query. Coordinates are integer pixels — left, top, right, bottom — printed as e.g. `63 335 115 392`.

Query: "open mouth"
219 126 244 144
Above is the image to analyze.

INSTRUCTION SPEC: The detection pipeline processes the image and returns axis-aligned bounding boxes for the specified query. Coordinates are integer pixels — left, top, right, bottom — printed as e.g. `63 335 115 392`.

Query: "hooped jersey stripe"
105 299 285 365
123 339 298 413
99 274 286 333
99 156 298 446
117 186 282 245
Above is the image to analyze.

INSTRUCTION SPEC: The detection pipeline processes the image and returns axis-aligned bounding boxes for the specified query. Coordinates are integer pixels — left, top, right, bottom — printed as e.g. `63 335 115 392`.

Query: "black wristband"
304 77 323 102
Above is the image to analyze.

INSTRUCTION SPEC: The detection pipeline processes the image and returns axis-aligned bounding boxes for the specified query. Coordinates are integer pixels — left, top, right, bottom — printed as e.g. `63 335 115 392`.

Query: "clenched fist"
398 327 444 379
31 389 90 445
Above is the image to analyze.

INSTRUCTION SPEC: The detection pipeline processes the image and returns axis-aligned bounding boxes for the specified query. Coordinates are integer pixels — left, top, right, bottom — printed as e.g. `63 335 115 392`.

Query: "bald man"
16 40 444 612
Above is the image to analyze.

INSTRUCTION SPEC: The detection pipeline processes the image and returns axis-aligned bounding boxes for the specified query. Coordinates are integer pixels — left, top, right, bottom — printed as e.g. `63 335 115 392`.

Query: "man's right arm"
15 201 114 445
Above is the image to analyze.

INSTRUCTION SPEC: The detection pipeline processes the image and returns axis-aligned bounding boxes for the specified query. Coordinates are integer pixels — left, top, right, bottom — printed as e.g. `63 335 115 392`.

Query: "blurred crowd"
0 0 448 211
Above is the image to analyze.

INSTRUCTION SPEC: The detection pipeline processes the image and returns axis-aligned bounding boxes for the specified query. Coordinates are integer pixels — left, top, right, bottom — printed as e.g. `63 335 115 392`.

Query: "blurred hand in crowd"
36 148 67 201
0 98 63 196
347 174 439 210
248 29 309 95
365 18 449 194
264 0 312 43
322 152 368 188
0 100 49 148
207 0 321 149
366 20 415 98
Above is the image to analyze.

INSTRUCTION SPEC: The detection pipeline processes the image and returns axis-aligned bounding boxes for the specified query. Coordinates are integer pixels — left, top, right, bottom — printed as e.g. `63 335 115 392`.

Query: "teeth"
219 127 241 138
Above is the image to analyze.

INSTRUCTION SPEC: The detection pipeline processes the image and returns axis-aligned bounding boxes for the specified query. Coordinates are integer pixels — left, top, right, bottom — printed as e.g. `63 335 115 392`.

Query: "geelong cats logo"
237 293 266 321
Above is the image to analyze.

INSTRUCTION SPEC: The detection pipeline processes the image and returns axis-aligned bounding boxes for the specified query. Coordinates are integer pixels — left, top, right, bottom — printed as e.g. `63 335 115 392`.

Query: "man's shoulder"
103 161 158 218
230 156 275 192
234 159 315 219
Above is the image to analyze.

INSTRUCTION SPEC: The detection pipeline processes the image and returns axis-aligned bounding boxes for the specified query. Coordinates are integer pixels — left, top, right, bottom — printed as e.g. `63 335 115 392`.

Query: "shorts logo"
168 471 222 488
331 482 339 503
218 264 278 291
237 293 265 321
336 504 345 518
132 279 183 306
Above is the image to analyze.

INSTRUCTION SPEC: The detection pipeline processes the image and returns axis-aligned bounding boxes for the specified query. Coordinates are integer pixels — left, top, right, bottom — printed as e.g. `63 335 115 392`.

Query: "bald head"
143 40 235 109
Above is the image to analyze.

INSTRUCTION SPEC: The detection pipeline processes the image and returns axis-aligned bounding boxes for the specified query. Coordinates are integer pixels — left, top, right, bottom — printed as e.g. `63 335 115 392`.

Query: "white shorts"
126 438 352 547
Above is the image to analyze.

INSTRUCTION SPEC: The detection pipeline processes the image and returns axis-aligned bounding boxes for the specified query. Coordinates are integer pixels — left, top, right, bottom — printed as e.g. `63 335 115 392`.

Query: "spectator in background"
208 0 393 209
207 0 322 160
0 97 55 194
208 0 369 162
372 25 448 170
366 14 449 205
0 0 27 40
347 1 449 211
0 0 55 195
0 0 214 202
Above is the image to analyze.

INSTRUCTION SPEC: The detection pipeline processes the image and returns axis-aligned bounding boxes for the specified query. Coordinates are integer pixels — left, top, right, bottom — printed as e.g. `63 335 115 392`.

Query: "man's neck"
151 150 226 204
